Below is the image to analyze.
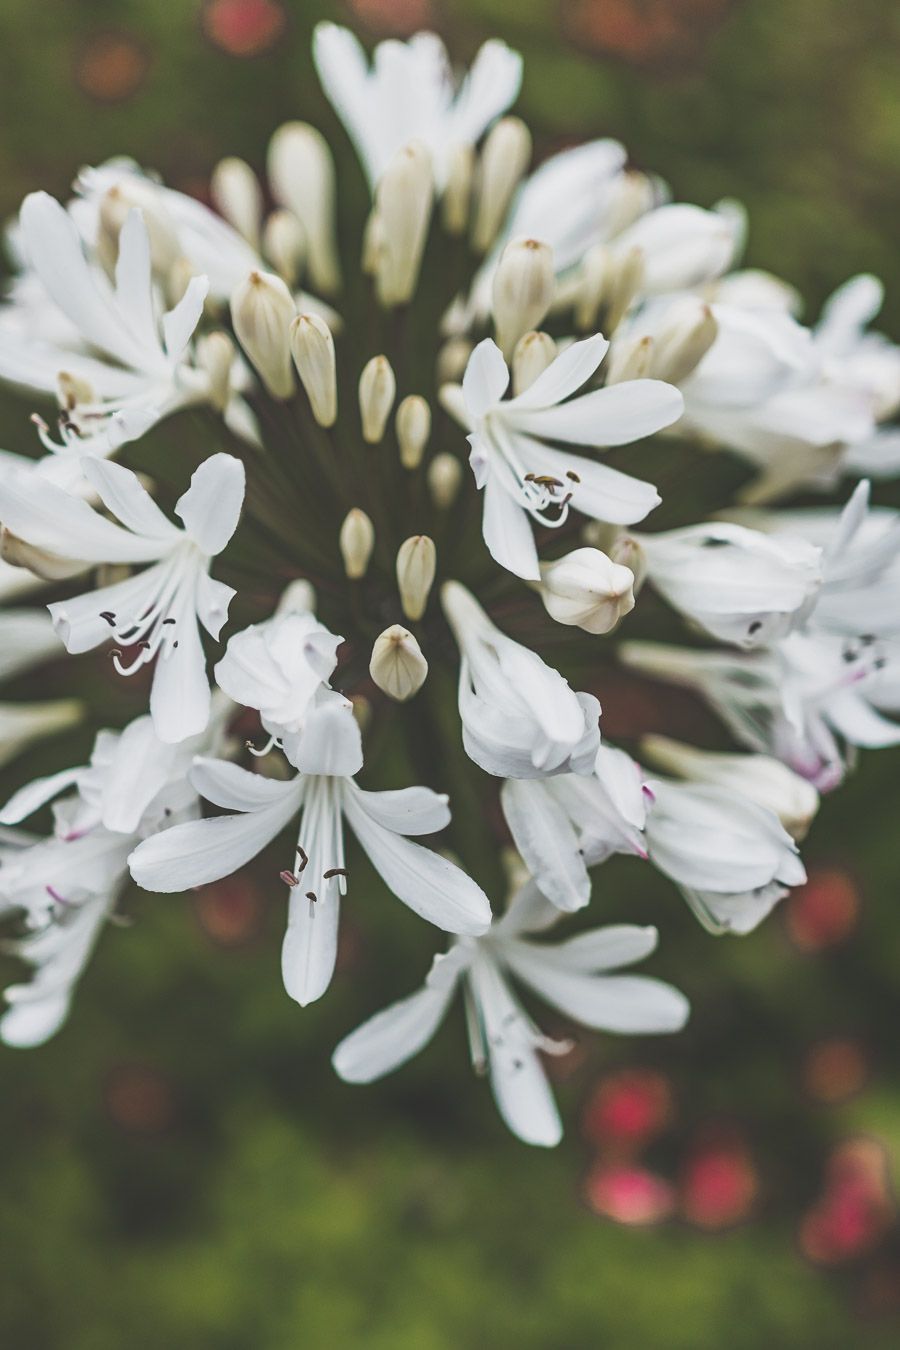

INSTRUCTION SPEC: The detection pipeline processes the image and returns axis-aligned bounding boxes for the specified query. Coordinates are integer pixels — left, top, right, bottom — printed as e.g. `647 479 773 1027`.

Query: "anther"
323 868 348 879
280 870 299 887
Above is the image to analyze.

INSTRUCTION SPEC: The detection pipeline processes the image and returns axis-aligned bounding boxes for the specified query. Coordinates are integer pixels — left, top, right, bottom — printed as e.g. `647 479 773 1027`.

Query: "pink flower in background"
799 1138 895 1265
785 867 861 951
680 1127 759 1230
582 1067 674 1153
202 0 286 58
585 1162 676 1225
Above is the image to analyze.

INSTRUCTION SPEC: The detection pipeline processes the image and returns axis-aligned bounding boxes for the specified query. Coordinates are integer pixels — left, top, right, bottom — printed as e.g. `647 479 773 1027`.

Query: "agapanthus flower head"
0 22 897 1146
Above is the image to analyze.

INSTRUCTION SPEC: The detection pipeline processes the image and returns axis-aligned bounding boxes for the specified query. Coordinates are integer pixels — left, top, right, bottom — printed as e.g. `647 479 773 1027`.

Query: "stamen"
280 870 299 887
323 867 348 879
295 845 309 872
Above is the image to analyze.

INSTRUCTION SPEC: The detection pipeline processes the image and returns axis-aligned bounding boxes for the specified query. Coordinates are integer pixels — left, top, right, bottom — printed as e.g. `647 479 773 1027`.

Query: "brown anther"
99 611 116 625
280 870 299 887
162 617 176 626
565 470 581 483
323 868 348 879
531 475 564 488
295 846 309 872
305 891 317 903
523 472 536 482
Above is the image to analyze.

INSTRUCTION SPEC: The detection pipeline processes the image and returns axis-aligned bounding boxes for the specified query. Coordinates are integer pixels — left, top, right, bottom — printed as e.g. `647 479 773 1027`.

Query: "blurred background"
2 2 900 1346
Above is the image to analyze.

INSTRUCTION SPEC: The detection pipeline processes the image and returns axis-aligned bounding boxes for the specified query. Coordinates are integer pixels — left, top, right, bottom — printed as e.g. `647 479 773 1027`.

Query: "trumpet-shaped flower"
0 453 245 743
451 336 682 579
442 580 601 778
128 701 491 1007
333 881 688 1147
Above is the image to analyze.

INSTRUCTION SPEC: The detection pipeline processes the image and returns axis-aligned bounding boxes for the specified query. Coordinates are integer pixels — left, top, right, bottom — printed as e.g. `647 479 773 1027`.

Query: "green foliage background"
1 2 900 1346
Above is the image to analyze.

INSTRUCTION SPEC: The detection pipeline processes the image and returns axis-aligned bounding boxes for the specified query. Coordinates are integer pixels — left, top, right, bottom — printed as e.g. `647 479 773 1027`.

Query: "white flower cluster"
0 23 897 1146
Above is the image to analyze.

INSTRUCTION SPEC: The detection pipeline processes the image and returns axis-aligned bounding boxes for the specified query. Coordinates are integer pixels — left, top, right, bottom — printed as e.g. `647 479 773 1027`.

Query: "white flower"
0 193 212 482
312 23 522 190
0 453 245 743
451 335 681 579
813 274 900 423
442 580 601 778
635 521 822 647
214 607 343 755
128 700 491 1007
333 881 688 1147
643 777 806 934
0 709 224 1046
535 546 635 634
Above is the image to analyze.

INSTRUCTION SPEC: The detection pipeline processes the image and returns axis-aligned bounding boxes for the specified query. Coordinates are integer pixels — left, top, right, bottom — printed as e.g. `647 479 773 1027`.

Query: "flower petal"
501 778 591 912
332 965 458 1083
174 453 245 556
463 339 510 418
507 379 683 447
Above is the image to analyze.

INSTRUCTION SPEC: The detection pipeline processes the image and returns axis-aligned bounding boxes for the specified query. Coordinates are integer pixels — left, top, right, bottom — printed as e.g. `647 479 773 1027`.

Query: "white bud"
0 527 86 581
98 184 180 276
359 356 396 443
369 625 428 702
396 535 437 621
536 548 635 634
606 334 653 385
512 331 557 395
649 299 718 385
374 141 434 307
290 313 337 427
492 238 555 359
267 121 341 294
263 209 307 287
604 170 657 238
574 244 611 332
195 331 236 412
608 533 648 592
230 269 296 399
442 143 475 236
165 256 196 310
211 156 262 248
427 453 463 509
639 735 820 841
395 396 431 469
471 117 532 253
361 207 384 277
606 246 646 332
339 509 375 579
436 337 473 385
276 578 316 615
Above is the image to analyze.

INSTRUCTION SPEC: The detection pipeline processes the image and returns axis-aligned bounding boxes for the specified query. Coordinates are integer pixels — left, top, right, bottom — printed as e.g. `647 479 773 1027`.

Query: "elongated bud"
369 625 428 701
606 246 646 331
605 170 657 238
263 209 306 287
608 533 647 592
396 535 436 621
649 299 718 385
165 256 196 309
427 453 462 508
211 157 262 248
512 330 557 395
536 548 635 634
195 331 235 412
606 334 653 385
290 313 337 427
471 117 532 253
395 395 431 469
492 238 554 359
0 527 86 581
442 144 475 236
267 122 341 294
574 244 610 332
98 185 180 276
359 355 396 443
374 141 433 307
361 207 384 277
640 734 820 841
230 270 295 399
436 337 473 385
339 509 375 579
277 578 316 615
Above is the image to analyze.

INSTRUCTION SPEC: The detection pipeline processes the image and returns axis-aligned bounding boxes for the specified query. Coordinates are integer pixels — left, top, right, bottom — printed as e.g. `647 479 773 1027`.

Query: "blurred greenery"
2 1 900 1347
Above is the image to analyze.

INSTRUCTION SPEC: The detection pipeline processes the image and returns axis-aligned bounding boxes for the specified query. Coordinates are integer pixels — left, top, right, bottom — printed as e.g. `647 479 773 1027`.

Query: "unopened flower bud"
359 355 396 443
369 625 428 702
640 735 820 841
374 141 433 307
471 117 532 253
267 122 341 294
361 207 384 277
492 238 554 359
606 246 646 331
427 453 463 508
98 184 180 276
0 527 85 581
211 156 262 248
263 209 307 287
230 270 296 400
195 331 236 412
436 337 473 385
606 334 653 385
442 143 475 236
536 548 635 634
165 256 196 309
512 331 557 395
605 170 657 238
339 509 375 579
608 533 648 592
396 535 436 621
396 395 431 469
276 578 316 615
649 299 718 385
290 313 337 427
574 244 611 332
